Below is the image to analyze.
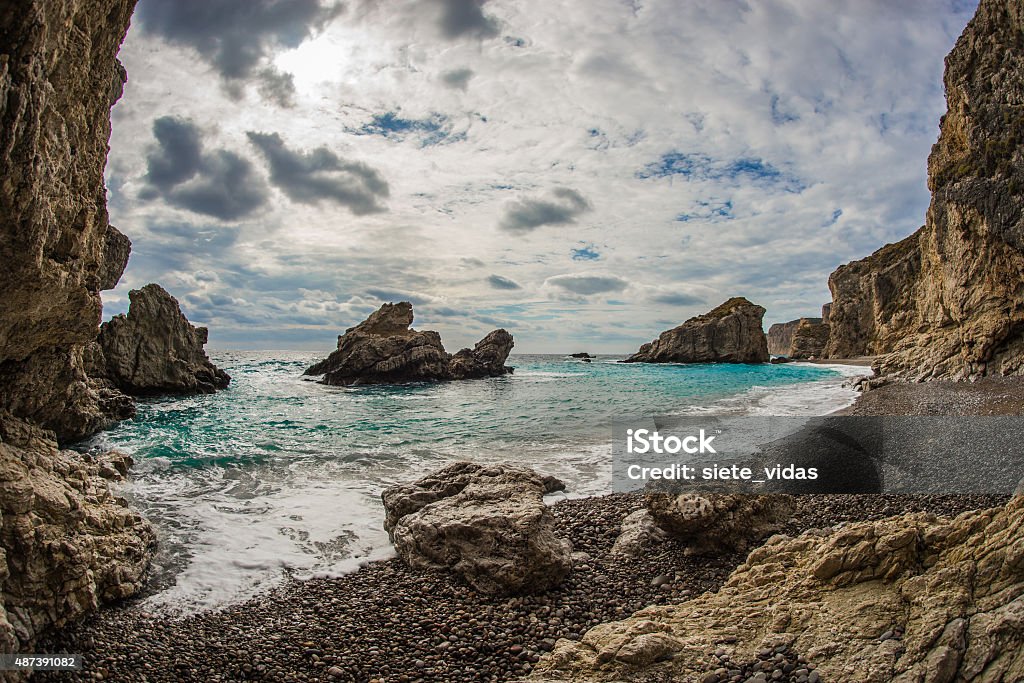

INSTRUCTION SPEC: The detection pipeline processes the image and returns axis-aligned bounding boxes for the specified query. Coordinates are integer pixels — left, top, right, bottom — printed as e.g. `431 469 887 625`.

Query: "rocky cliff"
305 302 514 385
827 0 1024 379
768 317 828 359
0 0 154 654
624 298 769 364
530 494 1024 682
767 319 802 357
88 283 230 395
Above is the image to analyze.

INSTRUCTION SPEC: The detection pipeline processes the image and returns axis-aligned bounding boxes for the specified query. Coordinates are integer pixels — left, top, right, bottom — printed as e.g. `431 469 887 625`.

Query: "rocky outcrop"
827 0 1024 379
88 284 230 395
305 302 514 386
646 493 795 554
530 495 1024 682
0 0 155 655
768 317 829 359
624 298 769 364
788 318 830 359
824 230 922 360
0 0 138 443
0 412 155 653
767 319 802 357
381 462 572 595
609 509 668 557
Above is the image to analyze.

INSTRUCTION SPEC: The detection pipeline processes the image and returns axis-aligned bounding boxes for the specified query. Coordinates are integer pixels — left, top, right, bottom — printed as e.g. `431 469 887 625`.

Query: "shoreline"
36 375 1024 682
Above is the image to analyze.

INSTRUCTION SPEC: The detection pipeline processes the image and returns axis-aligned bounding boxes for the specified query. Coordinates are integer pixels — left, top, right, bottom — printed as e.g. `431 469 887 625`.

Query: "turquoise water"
82 352 859 610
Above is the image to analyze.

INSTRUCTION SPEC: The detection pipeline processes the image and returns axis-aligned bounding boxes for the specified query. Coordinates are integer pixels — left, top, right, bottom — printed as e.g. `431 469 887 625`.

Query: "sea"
76 352 864 612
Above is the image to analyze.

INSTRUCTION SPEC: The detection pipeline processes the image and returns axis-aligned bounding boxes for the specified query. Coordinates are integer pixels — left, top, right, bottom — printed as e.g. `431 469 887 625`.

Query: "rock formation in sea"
826 0 1024 380
530 494 1024 682
0 0 154 654
87 283 231 395
304 302 514 385
624 297 769 364
382 462 573 595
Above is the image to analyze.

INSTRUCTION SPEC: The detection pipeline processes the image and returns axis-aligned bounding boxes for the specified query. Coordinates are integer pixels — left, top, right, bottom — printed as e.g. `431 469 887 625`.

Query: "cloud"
352 111 459 146
364 287 437 306
256 68 297 108
246 132 390 214
440 68 474 90
487 274 522 290
140 116 269 220
433 0 499 40
134 0 341 104
545 273 629 296
650 292 706 307
499 188 592 233
637 152 805 192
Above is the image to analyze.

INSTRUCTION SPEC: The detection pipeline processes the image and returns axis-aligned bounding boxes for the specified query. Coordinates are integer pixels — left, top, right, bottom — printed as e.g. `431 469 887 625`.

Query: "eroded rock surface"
382 462 572 595
624 298 769 364
646 493 795 555
89 284 230 395
0 413 155 653
305 302 514 385
768 317 829 359
530 495 1024 682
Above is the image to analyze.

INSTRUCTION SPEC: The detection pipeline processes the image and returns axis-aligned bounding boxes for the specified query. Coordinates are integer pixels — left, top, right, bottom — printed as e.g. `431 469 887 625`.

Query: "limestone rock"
91 284 230 395
646 493 795 554
305 302 514 386
624 298 770 364
610 509 668 557
827 0 1024 379
381 462 572 595
767 319 803 357
768 317 829 359
0 412 155 653
824 230 923 360
530 496 1024 682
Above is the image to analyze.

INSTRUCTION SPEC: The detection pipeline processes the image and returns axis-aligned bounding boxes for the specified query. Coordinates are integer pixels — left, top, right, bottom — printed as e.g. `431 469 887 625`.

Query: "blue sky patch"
354 111 459 146
571 244 601 260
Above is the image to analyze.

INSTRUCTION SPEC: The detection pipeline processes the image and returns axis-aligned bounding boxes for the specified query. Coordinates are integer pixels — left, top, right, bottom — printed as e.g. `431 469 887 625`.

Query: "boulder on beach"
646 492 795 554
304 302 514 386
88 283 230 395
624 297 770 364
381 461 572 595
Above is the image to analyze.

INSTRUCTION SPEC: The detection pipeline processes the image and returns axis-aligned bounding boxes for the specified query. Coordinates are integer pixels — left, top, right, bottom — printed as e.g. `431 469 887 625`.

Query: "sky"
104 0 980 353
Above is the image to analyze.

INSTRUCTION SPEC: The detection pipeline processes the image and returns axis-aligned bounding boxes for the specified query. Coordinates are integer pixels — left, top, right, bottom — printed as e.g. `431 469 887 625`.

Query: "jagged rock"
530 495 1024 682
381 462 572 595
305 302 514 386
827 0 1024 379
610 509 668 557
91 284 230 395
569 352 594 359
824 231 923 359
0 412 155 653
646 493 795 554
0 0 155 658
624 298 769 364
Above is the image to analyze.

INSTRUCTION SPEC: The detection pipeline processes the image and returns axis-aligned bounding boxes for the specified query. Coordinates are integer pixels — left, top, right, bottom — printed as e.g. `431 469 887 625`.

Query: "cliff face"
625 297 769 364
768 318 828 359
824 230 923 360
828 0 1024 379
0 0 153 653
767 319 801 356
0 0 137 441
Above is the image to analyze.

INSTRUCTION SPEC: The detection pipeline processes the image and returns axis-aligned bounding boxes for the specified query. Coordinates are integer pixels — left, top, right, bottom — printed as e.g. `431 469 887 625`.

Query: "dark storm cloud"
257 68 297 108
487 274 522 290
134 0 341 103
140 117 269 220
441 68 474 90
246 132 389 214
499 188 592 233
434 0 499 39
545 273 628 296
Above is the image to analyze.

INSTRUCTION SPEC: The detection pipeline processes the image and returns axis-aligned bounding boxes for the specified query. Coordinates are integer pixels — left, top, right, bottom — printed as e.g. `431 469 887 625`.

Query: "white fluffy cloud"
104 0 978 352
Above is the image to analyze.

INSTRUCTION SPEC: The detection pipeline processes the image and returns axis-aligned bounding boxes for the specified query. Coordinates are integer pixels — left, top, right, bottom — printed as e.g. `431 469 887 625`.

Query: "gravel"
36 490 1007 683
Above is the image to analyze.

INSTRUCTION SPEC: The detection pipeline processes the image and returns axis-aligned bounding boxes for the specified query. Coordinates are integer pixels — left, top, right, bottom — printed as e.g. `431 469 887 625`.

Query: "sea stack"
87 283 231 395
304 301 514 386
625 297 770 364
